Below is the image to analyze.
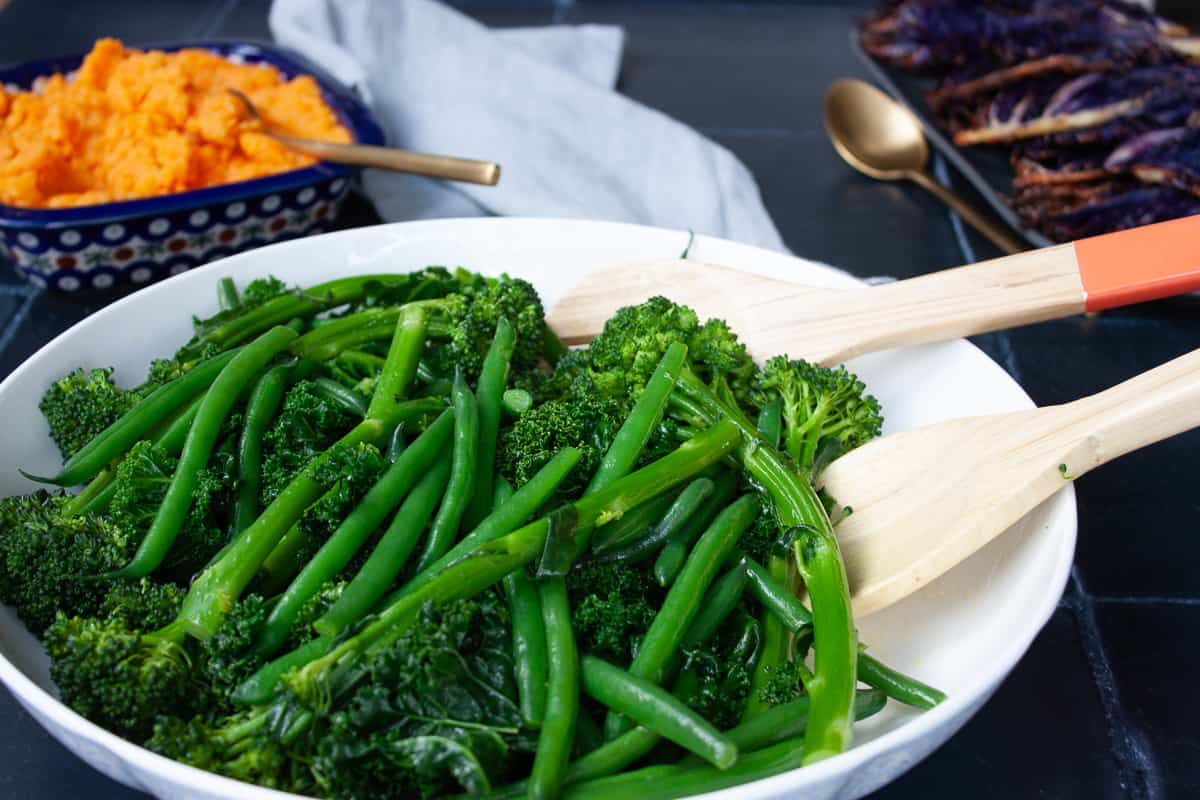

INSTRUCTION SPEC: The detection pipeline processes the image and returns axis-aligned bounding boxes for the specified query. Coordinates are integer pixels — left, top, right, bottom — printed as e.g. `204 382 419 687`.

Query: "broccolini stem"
463 317 515 530
365 303 426 421
183 274 411 358
745 551 797 720
177 399 439 640
599 476 715 565
792 524 857 765
111 326 298 578
216 277 240 312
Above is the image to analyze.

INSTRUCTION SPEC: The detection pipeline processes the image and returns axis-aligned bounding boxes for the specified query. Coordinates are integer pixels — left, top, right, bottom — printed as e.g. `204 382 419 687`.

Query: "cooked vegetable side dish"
0 269 943 799
861 0 1200 242
0 38 351 208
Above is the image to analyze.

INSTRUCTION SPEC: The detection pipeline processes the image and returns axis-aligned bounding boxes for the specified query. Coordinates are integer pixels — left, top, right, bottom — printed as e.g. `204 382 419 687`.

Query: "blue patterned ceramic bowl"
0 41 385 291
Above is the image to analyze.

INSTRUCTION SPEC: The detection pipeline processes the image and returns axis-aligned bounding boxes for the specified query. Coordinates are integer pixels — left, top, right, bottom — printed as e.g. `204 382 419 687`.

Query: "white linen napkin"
269 0 786 251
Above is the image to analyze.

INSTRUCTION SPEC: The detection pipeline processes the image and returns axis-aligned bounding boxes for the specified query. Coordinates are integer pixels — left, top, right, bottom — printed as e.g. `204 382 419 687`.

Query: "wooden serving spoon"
548 214 1200 366
828 346 1200 615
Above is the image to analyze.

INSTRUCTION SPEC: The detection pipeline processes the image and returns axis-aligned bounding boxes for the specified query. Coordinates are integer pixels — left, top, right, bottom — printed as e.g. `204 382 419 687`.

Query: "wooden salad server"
826 346 1200 616
549 214 1200 365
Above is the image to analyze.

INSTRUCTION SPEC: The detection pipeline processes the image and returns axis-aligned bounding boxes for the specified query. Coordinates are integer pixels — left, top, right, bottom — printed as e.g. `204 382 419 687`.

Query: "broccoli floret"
498 396 622 498
108 440 230 579
44 615 198 741
149 712 293 790
739 498 784 565
260 380 358 505
751 356 883 472
0 492 133 633
240 276 290 308
97 578 185 632
566 561 662 664
199 594 270 710
38 367 137 460
757 657 808 708
683 644 753 729
425 273 546 381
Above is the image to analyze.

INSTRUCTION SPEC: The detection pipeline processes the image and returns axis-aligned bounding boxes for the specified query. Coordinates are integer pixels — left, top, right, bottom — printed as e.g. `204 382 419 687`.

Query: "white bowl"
0 218 1075 799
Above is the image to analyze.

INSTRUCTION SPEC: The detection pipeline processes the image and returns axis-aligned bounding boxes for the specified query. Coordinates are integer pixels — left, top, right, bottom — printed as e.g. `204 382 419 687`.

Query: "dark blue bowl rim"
0 39 385 229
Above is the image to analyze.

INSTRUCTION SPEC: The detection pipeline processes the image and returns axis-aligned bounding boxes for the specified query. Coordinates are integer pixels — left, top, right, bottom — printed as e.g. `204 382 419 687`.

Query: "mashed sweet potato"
0 38 352 208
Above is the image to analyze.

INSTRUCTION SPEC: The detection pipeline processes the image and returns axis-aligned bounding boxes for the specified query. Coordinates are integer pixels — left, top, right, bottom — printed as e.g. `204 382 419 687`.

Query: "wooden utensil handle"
779 214 1200 364
1060 348 1200 472
275 134 501 186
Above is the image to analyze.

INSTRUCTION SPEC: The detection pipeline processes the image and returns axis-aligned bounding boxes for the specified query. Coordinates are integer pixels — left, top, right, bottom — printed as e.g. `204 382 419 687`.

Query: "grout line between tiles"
1066 568 1161 799
0 287 40 362
932 153 976 265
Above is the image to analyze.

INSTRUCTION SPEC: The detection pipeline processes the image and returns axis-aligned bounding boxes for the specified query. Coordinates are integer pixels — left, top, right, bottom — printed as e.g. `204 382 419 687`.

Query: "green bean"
584 342 686 497
680 562 748 650
653 472 739 586
464 318 515 530
677 689 886 768
217 277 240 311
600 477 713 565
741 552 812 634
606 495 758 739
588 488 680 556
745 551 795 720
234 365 291 534
501 388 533 419
792 524 857 764
412 373 478 573
178 401 435 640
246 425 739 702
151 392 205 455
542 323 569 366
644 471 736 582
756 400 782 450
416 360 438 384
366 304 426 421
494 475 515 507
24 348 240 487
339 349 386 377
529 578 579 800
255 409 454 655
858 651 946 710
312 452 452 638
392 448 582 605
505 567 548 729
582 656 736 769
113 328 297 578
310 377 367 417
185 274 410 357
386 424 407 463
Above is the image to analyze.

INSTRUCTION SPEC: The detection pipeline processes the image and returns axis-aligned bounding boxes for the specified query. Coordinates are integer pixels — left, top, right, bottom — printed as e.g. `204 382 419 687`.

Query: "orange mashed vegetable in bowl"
0 38 352 209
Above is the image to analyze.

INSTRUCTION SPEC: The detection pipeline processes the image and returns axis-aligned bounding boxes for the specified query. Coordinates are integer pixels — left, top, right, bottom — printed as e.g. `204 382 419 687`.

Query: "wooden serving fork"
549 215 1200 365
827 347 1200 615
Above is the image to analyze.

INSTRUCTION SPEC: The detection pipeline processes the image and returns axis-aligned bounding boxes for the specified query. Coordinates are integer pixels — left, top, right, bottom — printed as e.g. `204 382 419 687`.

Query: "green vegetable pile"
0 268 943 799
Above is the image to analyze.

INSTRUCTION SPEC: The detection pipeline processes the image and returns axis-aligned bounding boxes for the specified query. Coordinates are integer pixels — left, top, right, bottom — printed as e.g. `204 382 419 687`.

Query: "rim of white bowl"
0 217 1078 799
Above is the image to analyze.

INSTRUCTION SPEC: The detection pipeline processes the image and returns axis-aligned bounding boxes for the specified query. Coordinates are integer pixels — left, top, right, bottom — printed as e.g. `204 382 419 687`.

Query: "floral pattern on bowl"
0 40 384 291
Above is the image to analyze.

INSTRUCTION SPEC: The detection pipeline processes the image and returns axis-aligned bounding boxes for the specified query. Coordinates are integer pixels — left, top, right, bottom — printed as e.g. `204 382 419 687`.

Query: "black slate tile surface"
1096 601 1200 798
0 1 1197 800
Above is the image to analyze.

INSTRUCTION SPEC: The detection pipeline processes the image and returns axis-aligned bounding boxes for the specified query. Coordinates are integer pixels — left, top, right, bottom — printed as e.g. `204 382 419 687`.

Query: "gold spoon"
823 78 1025 255
228 88 500 186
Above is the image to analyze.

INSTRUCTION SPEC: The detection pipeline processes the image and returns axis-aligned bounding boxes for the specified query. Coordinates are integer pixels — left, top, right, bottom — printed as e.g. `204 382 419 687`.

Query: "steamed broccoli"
0 492 133 632
424 272 546 382
545 296 756 408
498 396 622 498
566 561 663 664
39 367 137 460
751 356 883 472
